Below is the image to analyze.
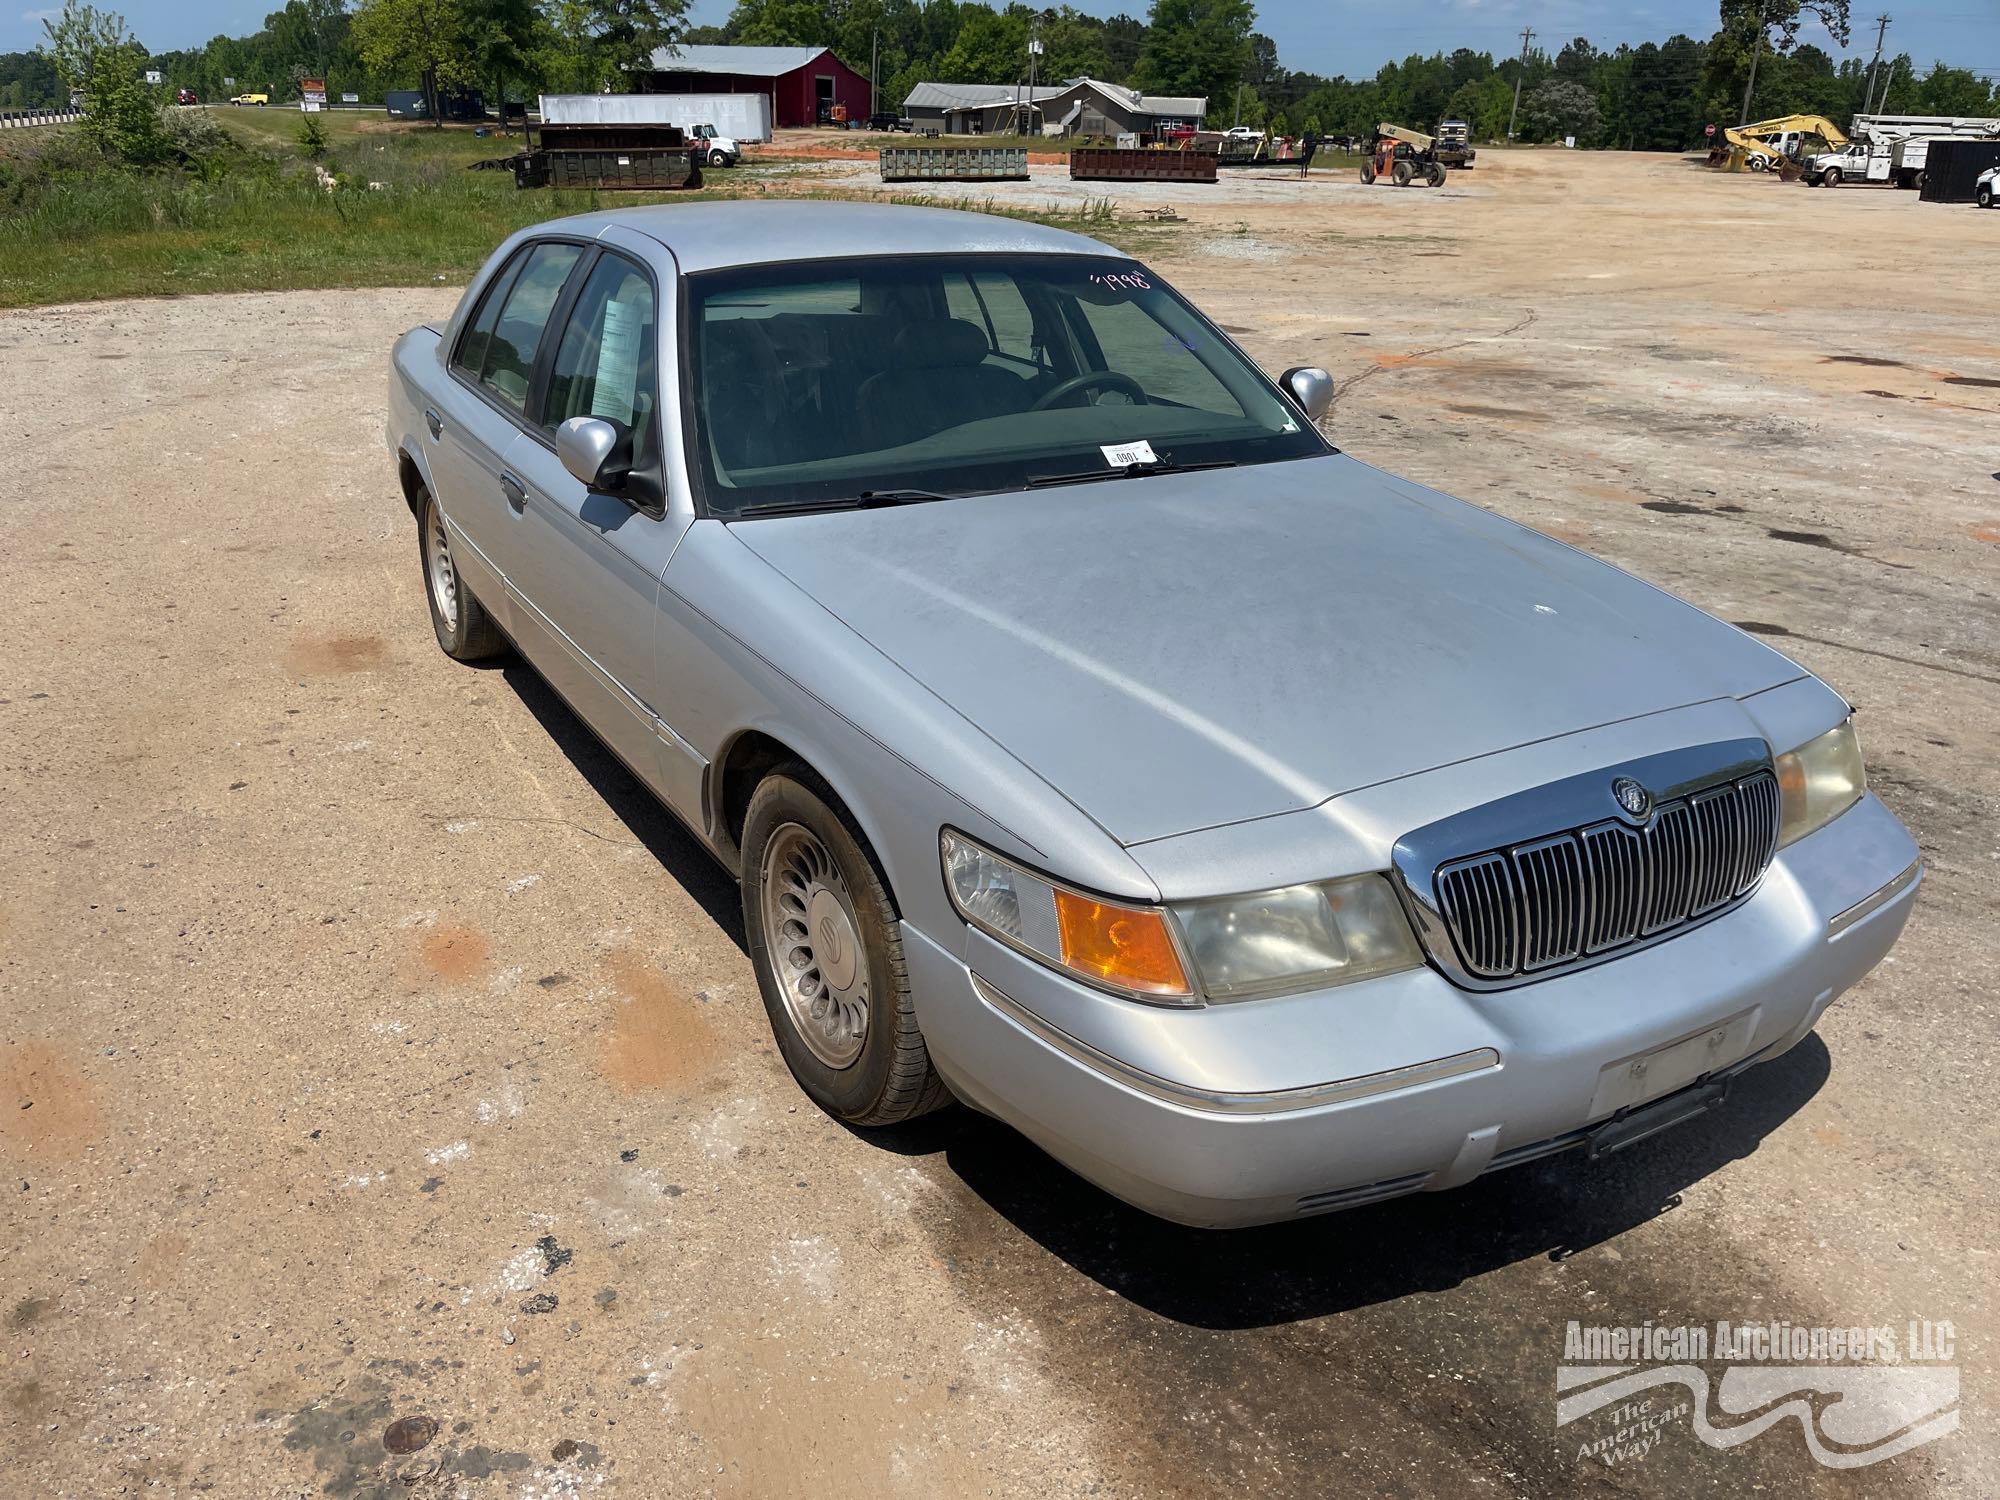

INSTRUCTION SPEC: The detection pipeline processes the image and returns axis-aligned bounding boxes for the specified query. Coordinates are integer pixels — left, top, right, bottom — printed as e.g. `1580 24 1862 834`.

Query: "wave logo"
1557 1362 1960 1469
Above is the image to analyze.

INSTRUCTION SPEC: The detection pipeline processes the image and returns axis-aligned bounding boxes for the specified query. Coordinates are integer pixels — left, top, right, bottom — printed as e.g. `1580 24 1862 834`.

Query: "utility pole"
1739 2 1764 125
1506 27 1534 141
871 27 878 120
1862 13 1890 115
1024 12 1043 135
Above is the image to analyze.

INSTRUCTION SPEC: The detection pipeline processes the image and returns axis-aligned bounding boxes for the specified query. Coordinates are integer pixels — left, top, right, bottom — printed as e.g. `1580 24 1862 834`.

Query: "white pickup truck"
1979 165 1997 208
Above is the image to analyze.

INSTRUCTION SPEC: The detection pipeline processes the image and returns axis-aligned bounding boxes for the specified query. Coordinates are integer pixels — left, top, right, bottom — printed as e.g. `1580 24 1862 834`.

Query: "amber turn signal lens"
1054 889 1191 998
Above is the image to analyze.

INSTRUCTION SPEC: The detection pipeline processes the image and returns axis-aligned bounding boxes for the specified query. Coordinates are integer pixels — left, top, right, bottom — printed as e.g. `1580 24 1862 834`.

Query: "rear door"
500 244 697 808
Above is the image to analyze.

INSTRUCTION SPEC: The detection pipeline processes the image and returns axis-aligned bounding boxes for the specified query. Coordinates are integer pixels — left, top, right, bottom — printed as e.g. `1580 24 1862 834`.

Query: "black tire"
741 768 950 1127
1425 162 1445 187
1392 159 1413 186
1359 164 1374 184
417 487 506 661
1979 184 1993 209
1823 167 1842 188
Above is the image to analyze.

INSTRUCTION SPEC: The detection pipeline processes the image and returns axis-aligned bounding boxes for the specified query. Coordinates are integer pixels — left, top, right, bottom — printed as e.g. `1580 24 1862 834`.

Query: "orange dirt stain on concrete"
414 924 492 984
597 950 720 1092
1970 523 2000 545
0 1041 103 1162
284 632 390 675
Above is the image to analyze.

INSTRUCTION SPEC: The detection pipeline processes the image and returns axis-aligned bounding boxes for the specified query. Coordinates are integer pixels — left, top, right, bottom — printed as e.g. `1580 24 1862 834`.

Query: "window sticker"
1100 439 1158 468
591 296 642 424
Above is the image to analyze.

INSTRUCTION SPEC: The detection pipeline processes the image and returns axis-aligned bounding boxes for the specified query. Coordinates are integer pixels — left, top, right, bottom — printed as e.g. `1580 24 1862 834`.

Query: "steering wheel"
1029 370 1149 412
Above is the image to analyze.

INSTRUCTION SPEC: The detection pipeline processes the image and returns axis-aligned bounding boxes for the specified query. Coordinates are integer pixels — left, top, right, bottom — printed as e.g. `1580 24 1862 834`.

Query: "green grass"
0 110 1180 309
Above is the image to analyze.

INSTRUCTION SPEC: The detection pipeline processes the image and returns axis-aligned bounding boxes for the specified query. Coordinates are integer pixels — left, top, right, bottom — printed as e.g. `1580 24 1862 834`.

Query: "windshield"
683 253 1326 515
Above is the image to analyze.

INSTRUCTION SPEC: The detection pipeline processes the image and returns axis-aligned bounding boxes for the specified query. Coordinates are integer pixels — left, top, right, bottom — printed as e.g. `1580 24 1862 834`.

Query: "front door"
499 247 696 809
432 240 586 614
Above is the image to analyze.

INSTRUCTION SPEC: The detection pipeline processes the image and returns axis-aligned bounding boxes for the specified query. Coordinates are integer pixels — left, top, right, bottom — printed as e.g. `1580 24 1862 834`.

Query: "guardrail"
879 145 1030 183
1069 146 1218 183
0 109 83 130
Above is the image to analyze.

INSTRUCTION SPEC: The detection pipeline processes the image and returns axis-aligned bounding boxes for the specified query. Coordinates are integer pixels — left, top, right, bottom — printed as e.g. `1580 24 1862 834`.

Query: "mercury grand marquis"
386 202 1920 1227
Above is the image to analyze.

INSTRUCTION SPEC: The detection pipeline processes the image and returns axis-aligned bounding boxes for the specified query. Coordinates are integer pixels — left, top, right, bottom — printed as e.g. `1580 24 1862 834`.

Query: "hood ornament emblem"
1611 776 1653 819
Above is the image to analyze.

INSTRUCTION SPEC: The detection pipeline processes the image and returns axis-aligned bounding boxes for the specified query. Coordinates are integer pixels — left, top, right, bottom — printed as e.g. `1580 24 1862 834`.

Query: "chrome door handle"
500 473 527 511
424 407 443 440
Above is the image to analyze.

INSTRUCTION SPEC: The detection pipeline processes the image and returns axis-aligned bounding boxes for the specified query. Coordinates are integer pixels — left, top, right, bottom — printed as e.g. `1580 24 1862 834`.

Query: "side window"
544 254 659 468
943 271 1040 367
1066 293 1243 416
477 242 584 414
451 255 518 381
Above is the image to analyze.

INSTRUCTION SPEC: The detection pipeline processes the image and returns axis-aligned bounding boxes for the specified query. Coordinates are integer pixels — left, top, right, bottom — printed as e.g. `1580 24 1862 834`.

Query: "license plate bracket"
1586 1079 1730 1160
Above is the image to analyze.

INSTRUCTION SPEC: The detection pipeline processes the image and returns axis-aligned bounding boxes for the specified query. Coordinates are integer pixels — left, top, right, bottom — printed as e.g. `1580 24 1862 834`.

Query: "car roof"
543 201 1124 274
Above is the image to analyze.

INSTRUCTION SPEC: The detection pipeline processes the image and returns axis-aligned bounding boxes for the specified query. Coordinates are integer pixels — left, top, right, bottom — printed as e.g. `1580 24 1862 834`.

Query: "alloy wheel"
760 822 870 1069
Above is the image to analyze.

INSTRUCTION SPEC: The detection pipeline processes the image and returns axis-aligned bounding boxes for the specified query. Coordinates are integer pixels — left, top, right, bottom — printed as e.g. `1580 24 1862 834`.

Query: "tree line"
4 0 1994 149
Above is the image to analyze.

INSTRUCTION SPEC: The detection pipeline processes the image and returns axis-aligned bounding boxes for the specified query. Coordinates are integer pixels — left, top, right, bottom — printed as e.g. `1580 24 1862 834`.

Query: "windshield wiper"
1025 457 1238 489
727 489 955 520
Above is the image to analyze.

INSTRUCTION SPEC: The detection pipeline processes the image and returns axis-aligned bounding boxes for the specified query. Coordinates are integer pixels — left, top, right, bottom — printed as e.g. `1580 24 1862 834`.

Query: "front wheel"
1359 164 1375 184
1424 162 1445 187
741 770 949 1126
1978 184 1993 209
1392 159 1413 186
1823 167 1842 188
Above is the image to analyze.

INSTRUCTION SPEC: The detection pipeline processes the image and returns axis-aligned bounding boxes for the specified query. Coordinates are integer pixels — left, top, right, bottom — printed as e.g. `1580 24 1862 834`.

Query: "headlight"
941 831 1194 1003
941 831 1421 1005
1775 719 1866 847
1174 875 1421 1000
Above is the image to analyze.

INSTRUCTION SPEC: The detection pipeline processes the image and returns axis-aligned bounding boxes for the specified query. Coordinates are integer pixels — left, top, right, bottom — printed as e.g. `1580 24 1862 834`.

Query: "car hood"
729 453 1804 846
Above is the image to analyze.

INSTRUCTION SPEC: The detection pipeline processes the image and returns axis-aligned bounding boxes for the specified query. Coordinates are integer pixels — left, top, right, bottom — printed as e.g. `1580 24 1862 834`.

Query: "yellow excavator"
1712 114 1849 174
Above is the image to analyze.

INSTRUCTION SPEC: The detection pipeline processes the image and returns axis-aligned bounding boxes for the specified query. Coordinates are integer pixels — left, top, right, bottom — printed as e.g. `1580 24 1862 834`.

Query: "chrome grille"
1433 770 1779 983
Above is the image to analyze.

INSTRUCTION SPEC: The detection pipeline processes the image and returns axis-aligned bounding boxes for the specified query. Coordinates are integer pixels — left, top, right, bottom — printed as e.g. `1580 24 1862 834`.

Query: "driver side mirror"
1281 366 1335 423
555 416 632 491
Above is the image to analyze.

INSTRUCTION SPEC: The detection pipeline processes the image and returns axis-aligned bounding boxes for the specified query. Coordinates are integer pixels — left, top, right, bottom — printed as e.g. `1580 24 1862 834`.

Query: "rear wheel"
419 488 506 661
1979 183 1994 209
1425 162 1446 187
741 769 949 1127
1392 159 1413 186
1359 164 1374 184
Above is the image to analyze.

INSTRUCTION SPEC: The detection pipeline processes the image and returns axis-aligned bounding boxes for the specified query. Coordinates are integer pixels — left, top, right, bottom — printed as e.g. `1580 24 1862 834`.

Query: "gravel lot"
2 150 1995 1497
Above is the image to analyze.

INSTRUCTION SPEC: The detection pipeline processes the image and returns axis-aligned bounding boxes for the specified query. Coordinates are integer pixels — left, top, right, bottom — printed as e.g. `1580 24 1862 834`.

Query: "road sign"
223 76 235 87
301 77 327 105
1705 123 1716 136
144 69 162 85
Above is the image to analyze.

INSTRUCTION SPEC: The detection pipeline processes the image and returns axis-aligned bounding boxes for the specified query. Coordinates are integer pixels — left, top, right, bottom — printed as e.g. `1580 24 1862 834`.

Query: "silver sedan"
387 203 1920 1226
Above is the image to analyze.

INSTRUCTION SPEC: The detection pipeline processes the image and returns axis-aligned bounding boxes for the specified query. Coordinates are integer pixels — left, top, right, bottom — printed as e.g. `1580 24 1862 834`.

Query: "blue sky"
6 0 1998 82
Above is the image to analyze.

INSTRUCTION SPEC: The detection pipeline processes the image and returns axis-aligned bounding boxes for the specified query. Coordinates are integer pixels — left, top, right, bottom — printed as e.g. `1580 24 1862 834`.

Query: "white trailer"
538 92 774 144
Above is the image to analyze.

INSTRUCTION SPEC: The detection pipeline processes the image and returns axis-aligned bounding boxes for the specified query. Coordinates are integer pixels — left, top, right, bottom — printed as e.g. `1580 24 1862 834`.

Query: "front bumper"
909 792 1920 1227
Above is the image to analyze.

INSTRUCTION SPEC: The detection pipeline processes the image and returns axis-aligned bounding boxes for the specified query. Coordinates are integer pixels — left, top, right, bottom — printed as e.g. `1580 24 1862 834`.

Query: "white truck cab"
1978 165 1998 208
687 123 741 167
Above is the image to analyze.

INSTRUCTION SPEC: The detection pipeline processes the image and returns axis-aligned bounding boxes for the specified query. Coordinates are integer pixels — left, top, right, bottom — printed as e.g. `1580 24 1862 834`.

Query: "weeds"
0 109 1181 309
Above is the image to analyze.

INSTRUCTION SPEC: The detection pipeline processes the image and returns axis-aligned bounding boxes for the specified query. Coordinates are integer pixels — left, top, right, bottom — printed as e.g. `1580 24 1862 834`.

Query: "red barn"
637 45 873 129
